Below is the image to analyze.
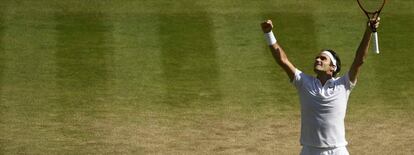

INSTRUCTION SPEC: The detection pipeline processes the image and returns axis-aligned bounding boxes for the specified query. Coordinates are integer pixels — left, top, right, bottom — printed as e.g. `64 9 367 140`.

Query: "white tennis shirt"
292 69 356 148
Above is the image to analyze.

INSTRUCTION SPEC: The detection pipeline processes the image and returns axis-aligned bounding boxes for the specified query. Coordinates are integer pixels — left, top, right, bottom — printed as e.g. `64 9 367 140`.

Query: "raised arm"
349 18 380 83
261 20 296 81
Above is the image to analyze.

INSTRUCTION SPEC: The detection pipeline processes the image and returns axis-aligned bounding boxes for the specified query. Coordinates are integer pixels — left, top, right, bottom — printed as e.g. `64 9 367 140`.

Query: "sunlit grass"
0 0 413 154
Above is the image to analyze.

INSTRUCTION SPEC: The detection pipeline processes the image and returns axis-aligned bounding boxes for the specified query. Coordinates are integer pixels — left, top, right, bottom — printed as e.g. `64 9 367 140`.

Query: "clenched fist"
261 20 274 33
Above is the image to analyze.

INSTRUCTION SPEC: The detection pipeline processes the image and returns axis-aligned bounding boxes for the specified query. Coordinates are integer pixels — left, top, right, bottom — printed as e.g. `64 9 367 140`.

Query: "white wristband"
264 31 277 45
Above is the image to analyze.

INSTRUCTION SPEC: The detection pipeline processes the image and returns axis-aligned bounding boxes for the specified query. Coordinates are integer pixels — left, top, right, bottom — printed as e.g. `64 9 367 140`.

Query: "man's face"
314 53 334 74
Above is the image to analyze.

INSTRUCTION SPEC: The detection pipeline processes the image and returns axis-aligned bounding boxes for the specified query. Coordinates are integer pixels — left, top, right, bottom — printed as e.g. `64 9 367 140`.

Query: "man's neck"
317 74 333 86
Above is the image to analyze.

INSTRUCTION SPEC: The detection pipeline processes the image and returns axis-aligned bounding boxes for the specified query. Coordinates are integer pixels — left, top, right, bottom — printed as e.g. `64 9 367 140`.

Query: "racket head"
357 0 386 15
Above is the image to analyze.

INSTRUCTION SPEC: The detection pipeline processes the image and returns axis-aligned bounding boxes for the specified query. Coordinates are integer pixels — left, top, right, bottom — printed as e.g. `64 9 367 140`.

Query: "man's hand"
368 17 380 32
261 20 273 33
350 17 381 83
260 19 296 81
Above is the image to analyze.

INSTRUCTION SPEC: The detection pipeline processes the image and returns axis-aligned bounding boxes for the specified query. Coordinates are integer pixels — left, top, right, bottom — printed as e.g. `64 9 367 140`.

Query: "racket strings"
358 0 385 12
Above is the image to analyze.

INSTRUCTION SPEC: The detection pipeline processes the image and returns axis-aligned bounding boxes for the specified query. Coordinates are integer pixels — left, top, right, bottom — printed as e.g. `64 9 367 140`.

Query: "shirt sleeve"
291 68 304 88
342 72 357 90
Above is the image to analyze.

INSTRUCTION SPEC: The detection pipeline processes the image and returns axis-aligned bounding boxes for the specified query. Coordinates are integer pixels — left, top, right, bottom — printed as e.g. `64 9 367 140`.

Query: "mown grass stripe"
54 12 113 89
53 11 114 152
159 9 221 107
261 12 319 103
0 8 5 154
0 9 4 98
377 14 414 107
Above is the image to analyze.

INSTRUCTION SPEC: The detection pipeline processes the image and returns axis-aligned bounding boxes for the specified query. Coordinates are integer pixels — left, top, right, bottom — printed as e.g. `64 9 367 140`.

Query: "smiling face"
313 52 335 75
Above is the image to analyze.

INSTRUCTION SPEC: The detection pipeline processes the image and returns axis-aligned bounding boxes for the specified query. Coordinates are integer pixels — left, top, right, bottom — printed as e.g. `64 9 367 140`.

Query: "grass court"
0 0 413 154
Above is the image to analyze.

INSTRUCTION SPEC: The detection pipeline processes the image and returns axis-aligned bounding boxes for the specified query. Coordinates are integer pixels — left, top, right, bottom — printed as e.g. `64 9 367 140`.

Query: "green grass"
0 0 413 154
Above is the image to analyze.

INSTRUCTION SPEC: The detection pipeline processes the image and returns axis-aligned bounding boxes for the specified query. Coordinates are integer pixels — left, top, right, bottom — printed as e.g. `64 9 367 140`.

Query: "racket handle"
373 32 379 54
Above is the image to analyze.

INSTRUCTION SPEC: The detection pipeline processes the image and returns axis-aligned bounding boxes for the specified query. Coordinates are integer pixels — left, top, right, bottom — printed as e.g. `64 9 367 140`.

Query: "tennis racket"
357 0 386 54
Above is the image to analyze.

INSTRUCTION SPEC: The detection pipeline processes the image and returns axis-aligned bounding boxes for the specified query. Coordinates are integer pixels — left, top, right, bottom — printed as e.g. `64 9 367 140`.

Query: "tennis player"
260 18 379 155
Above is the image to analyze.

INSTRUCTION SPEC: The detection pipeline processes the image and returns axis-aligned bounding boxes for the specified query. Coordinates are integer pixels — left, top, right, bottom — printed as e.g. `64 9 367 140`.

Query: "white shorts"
300 146 349 155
